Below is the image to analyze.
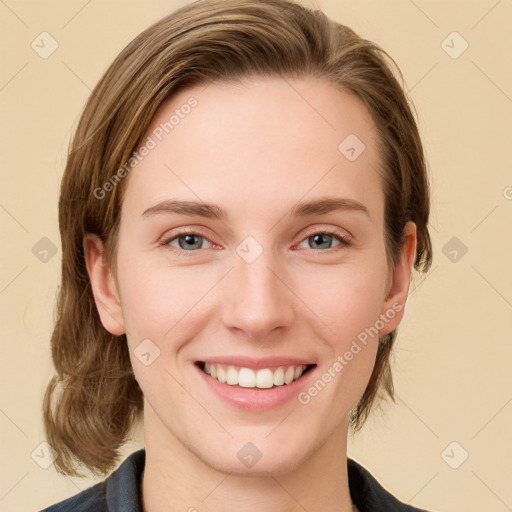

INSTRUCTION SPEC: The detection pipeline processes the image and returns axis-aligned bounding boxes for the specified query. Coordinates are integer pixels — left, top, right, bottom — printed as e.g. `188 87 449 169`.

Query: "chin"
199 435 315 478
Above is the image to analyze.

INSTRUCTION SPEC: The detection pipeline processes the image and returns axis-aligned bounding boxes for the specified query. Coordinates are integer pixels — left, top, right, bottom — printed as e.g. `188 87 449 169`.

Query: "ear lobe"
378 221 417 337
83 234 126 336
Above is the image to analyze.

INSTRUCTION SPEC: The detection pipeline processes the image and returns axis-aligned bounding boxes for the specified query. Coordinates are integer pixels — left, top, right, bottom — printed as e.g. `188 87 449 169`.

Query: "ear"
83 234 126 336
378 221 417 337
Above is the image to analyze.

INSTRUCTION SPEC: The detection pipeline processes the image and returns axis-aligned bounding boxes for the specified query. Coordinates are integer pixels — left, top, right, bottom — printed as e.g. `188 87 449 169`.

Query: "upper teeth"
203 363 308 389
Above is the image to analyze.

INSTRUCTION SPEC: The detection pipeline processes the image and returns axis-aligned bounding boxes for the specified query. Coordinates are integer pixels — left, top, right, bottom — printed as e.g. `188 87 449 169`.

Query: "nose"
221 247 296 341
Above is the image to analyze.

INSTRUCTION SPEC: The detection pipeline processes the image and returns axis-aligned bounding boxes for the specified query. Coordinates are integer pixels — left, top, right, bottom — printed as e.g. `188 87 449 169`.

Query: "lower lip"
194 363 317 411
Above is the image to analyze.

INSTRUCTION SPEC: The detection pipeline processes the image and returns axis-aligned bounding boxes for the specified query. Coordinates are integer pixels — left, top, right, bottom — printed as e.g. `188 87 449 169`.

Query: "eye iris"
179 234 202 250
310 233 333 249
173 233 340 251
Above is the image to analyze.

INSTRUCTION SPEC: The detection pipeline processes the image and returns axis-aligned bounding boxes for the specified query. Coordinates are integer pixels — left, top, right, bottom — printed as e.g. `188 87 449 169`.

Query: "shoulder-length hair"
43 0 432 477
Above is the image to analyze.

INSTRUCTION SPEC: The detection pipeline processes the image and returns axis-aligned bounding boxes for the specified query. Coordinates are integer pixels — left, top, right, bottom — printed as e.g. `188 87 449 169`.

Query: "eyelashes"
294 229 352 253
159 227 352 256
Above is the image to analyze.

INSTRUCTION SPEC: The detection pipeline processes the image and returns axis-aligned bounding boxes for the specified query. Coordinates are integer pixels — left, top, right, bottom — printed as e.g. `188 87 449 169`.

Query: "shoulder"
347 458 434 512
39 449 145 512
39 481 107 512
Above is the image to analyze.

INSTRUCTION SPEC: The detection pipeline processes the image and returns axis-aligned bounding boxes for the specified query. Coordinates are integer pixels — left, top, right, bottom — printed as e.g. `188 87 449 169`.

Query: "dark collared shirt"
40 449 432 511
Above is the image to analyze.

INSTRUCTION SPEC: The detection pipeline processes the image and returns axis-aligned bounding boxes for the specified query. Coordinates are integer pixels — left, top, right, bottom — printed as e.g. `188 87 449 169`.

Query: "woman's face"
87 76 416 475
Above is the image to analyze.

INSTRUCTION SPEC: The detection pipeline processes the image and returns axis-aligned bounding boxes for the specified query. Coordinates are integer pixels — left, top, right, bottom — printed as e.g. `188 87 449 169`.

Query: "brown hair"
43 0 432 477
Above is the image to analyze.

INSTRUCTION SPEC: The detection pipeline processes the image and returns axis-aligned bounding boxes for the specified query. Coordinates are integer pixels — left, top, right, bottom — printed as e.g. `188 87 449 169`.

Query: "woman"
41 0 434 510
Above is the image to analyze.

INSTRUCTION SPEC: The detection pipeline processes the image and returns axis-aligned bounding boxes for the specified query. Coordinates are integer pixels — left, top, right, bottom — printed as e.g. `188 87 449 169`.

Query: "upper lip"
197 356 316 370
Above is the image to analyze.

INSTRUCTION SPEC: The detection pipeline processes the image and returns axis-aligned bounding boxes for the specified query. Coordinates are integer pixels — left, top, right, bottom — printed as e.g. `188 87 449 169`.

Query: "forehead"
121 76 384 222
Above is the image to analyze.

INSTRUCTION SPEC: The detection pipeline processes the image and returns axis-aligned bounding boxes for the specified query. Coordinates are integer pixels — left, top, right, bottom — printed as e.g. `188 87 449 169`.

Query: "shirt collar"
104 449 425 512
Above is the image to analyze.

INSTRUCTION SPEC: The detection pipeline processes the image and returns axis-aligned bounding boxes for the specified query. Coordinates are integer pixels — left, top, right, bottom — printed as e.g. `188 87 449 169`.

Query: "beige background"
1 0 511 511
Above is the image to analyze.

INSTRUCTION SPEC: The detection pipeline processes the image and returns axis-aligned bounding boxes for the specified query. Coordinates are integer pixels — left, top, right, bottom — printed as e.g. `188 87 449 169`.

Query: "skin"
84 76 417 512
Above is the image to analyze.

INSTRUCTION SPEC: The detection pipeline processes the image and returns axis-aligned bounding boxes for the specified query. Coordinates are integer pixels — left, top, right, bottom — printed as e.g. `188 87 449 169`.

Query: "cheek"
295 263 388 341
288 271 385 426
293 265 386 393
117 258 209 395
117 258 208 339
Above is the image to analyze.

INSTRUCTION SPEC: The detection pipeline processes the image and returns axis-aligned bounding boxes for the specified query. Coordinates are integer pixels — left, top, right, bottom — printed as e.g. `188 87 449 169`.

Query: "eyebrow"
141 197 370 220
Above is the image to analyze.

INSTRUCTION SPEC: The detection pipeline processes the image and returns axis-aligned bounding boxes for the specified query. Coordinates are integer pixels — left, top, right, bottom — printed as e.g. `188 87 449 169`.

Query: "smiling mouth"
196 361 316 389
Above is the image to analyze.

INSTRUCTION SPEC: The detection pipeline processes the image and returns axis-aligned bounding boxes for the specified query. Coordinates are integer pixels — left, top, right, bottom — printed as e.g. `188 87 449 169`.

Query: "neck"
140 407 357 512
